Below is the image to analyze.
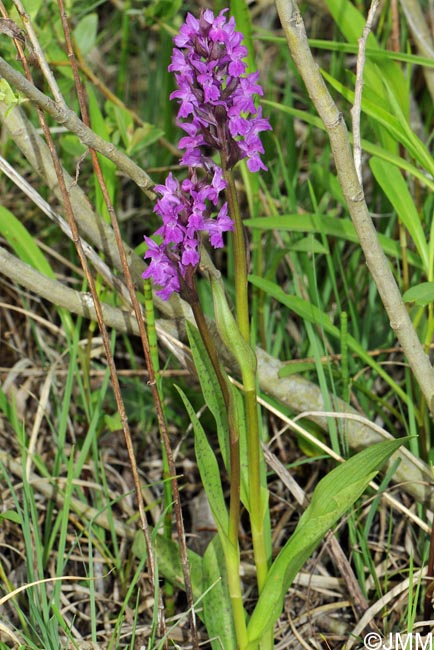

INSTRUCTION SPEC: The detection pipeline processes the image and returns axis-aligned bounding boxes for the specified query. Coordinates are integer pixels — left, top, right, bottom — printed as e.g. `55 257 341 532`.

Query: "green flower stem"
223 542 249 649
244 389 268 583
189 291 247 645
221 164 270 595
221 160 250 342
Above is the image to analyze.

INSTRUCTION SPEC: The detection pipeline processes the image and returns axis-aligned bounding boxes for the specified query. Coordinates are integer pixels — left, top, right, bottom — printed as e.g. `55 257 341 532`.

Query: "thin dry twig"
56 4 198 645
351 0 381 184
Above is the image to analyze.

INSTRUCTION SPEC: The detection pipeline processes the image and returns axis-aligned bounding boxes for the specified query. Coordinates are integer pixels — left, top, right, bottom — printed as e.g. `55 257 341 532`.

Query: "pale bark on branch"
275 0 434 416
1 245 433 511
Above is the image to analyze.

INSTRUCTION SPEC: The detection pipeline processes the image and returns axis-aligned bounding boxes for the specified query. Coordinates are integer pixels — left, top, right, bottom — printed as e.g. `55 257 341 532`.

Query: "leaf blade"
247 438 405 643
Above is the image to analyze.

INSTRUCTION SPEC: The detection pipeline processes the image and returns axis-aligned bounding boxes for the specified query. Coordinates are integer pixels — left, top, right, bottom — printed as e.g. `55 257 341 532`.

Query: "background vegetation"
0 0 433 647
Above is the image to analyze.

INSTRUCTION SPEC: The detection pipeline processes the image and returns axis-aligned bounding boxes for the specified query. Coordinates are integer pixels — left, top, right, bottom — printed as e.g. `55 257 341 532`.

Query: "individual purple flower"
206 203 233 248
168 8 272 172
142 169 233 300
142 237 181 300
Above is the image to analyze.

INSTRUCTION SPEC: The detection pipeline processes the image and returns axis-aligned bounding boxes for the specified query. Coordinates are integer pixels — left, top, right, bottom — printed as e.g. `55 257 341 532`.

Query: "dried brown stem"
56 3 198 645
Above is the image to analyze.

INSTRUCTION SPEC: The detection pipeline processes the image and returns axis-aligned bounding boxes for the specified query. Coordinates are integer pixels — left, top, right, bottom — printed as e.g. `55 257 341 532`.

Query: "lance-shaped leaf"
246 438 406 645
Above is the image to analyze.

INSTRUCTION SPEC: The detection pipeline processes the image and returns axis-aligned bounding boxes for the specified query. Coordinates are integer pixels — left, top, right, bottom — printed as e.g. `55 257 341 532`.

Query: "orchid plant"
143 9 403 649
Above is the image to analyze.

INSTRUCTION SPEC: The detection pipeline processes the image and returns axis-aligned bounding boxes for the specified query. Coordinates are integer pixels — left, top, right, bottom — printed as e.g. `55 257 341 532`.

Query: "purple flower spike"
142 169 232 300
144 9 270 300
168 9 271 172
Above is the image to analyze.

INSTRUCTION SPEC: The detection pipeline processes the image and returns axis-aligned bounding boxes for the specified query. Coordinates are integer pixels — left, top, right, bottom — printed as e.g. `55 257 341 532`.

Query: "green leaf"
202 536 237 650
185 321 250 511
185 321 229 470
176 386 229 539
106 103 133 149
248 275 409 405
104 412 122 432
304 39 434 69
0 206 55 277
0 386 20 435
244 212 422 268
381 80 434 178
22 0 43 20
87 85 117 219
59 133 87 157
144 0 182 23
132 530 203 601
403 282 434 307
278 361 318 377
210 276 256 384
228 381 250 512
288 235 328 254
127 123 165 156
0 510 21 524
73 14 98 56
0 79 25 107
246 438 405 644
370 157 429 274
0 209 73 335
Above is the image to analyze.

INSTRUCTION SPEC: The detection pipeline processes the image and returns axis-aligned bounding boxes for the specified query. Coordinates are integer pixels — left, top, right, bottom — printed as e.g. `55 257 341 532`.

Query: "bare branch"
351 0 380 184
0 56 154 194
275 0 434 415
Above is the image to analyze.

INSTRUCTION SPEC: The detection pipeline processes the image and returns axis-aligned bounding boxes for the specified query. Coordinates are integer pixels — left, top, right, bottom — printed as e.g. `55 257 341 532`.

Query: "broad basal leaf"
246 438 406 645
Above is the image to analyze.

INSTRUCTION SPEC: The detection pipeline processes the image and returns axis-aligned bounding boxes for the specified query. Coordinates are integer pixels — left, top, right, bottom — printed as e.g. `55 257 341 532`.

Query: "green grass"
0 0 433 648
